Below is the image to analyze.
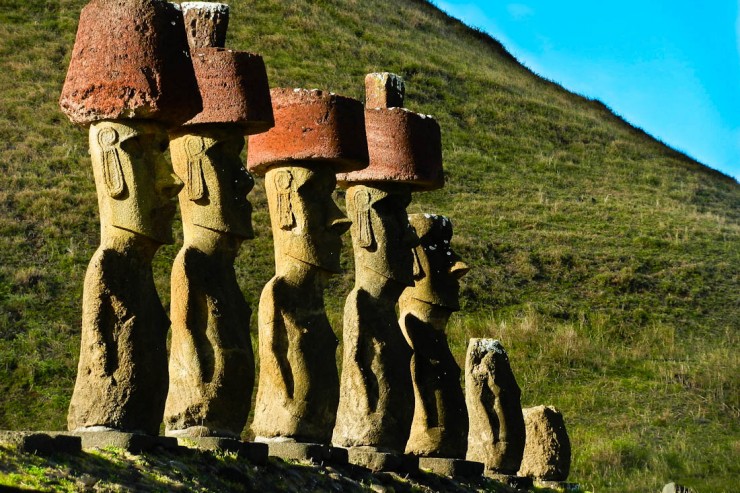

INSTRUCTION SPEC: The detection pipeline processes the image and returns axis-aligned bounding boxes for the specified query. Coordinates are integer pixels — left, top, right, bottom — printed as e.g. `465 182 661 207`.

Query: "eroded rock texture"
518 405 571 481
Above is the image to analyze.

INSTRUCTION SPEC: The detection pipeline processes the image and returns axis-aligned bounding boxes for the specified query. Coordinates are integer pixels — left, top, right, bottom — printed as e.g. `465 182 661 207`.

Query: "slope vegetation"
0 0 737 491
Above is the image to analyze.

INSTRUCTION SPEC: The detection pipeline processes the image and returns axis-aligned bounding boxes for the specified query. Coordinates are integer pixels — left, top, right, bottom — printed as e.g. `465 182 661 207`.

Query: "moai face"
347 184 420 286
407 214 469 310
170 126 254 239
89 120 183 244
265 165 350 273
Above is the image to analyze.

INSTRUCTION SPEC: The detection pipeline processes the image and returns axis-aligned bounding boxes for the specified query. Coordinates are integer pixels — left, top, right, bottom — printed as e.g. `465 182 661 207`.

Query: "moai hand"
163 4 273 439
60 0 199 435
400 214 470 459
247 89 367 447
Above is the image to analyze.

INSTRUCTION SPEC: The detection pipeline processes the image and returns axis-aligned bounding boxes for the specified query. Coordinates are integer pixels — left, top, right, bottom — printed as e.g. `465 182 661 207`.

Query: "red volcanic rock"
182 2 230 49
336 107 443 191
185 48 273 134
247 88 369 175
59 0 201 127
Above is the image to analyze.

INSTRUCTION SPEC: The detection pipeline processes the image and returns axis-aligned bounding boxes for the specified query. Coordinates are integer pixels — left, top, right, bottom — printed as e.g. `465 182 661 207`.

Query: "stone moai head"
346 184 419 286
170 127 254 239
264 165 350 273
90 120 183 244
405 214 469 310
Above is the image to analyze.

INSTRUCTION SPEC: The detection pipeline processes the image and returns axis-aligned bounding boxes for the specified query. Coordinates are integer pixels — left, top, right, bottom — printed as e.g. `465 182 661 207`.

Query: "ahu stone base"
175 437 268 465
68 431 178 453
418 457 484 478
485 472 534 490
0 431 81 455
347 447 419 473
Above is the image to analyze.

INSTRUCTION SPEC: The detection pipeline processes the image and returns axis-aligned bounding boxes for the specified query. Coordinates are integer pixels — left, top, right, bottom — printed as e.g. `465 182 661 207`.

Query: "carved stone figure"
518 405 571 481
465 339 526 474
67 120 183 434
60 0 200 435
333 74 442 469
399 214 470 458
247 88 367 448
162 13 273 439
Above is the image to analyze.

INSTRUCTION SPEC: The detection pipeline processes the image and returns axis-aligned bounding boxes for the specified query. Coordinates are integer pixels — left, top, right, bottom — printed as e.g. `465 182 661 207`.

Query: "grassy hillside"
0 0 738 491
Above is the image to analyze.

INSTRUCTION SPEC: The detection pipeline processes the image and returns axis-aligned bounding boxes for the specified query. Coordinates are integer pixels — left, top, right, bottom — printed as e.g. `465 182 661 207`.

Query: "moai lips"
336 73 443 190
247 88 369 175
59 0 201 127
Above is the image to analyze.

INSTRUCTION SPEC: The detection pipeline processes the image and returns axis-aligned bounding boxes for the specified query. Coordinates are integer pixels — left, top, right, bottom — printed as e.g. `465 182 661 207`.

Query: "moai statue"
164 3 274 440
518 405 571 482
465 339 526 476
246 88 368 461
399 214 483 477
332 73 443 472
59 0 200 435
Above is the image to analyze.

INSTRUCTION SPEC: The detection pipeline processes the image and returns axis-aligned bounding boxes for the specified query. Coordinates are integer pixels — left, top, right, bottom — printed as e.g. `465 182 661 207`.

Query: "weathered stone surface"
418 457 484 478
0 432 81 455
251 165 351 444
337 73 443 190
182 2 229 49
185 48 273 133
71 431 178 453
332 184 419 452
486 473 534 490
347 447 419 473
68 120 182 435
365 72 405 109
176 437 268 464
259 440 331 463
164 125 255 438
60 0 201 126
247 88 369 175
518 405 571 481
401 214 470 459
465 339 526 474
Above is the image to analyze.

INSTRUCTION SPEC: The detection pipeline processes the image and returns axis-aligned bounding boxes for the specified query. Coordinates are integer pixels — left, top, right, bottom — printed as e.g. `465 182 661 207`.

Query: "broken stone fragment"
247 88 369 175
518 405 571 481
59 0 201 127
465 338 526 474
184 47 273 133
182 2 230 49
365 72 405 109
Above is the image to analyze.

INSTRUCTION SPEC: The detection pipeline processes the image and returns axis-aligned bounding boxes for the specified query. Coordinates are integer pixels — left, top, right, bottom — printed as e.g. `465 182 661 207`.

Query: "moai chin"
61 0 199 435
465 339 526 474
164 8 274 438
332 74 443 461
247 88 368 445
399 213 471 459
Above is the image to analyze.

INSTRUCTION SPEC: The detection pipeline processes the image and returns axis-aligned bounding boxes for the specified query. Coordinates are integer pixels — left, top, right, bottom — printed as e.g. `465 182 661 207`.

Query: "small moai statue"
164 2 274 440
518 405 571 482
465 339 526 475
246 88 368 461
399 214 483 477
332 73 443 472
59 0 201 435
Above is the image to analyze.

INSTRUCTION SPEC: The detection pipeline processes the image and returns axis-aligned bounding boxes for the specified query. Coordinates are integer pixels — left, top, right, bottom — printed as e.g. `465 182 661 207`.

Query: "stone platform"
418 457 483 478
0 431 81 454
175 436 268 465
346 447 418 473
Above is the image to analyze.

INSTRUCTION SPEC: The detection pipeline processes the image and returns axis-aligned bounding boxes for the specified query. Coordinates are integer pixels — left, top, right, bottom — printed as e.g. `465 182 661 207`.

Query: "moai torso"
399 214 470 458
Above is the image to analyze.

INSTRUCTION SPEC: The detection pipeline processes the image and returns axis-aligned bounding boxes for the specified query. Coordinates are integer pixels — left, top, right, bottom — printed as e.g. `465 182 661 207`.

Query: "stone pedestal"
0 431 81 455
418 457 483 478
346 447 419 473
71 431 178 453
175 437 268 464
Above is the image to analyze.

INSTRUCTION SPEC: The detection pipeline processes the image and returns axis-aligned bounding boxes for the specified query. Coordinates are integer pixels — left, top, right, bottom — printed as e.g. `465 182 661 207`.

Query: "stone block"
263 441 330 463
185 48 273 133
176 437 268 465
518 405 571 481
418 457 484 477
365 72 405 109
0 431 81 455
60 0 201 126
247 88 369 175
181 2 229 49
486 472 534 490
337 108 442 190
347 447 419 473
72 431 178 454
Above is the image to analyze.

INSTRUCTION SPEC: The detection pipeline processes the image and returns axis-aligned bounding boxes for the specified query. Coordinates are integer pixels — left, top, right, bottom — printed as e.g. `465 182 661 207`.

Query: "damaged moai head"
346 184 420 286
90 120 183 244
59 0 201 127
170 127 254 239
405 213 469 310
264 166 350 273
181 2 230 49
365 72 405 109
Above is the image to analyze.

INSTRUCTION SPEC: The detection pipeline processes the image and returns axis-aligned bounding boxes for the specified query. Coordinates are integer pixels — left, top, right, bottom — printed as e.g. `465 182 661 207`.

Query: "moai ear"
352 188 374 249
184 136 206 201
98 127 125 198
412 248 424 280
273 169 295 230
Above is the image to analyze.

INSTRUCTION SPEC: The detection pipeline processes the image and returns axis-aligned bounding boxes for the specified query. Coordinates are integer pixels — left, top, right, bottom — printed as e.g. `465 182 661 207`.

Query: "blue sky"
435 1 740 180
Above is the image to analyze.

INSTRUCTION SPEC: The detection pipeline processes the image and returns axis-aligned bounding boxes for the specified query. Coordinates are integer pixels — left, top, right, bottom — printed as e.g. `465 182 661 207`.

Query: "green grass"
0 0 738 491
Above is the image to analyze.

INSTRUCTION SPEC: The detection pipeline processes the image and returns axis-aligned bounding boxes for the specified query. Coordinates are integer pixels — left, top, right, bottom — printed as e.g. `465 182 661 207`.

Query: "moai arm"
257 279 294 399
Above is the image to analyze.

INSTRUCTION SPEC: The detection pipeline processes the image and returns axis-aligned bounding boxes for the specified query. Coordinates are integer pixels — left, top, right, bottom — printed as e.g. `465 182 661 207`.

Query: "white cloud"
507 3 534 20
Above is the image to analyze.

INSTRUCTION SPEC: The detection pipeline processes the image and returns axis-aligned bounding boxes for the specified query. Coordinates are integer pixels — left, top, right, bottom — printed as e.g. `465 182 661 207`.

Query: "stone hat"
59 0 201 127
336 73 443 191
183 48 274 134
246 88 369 176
